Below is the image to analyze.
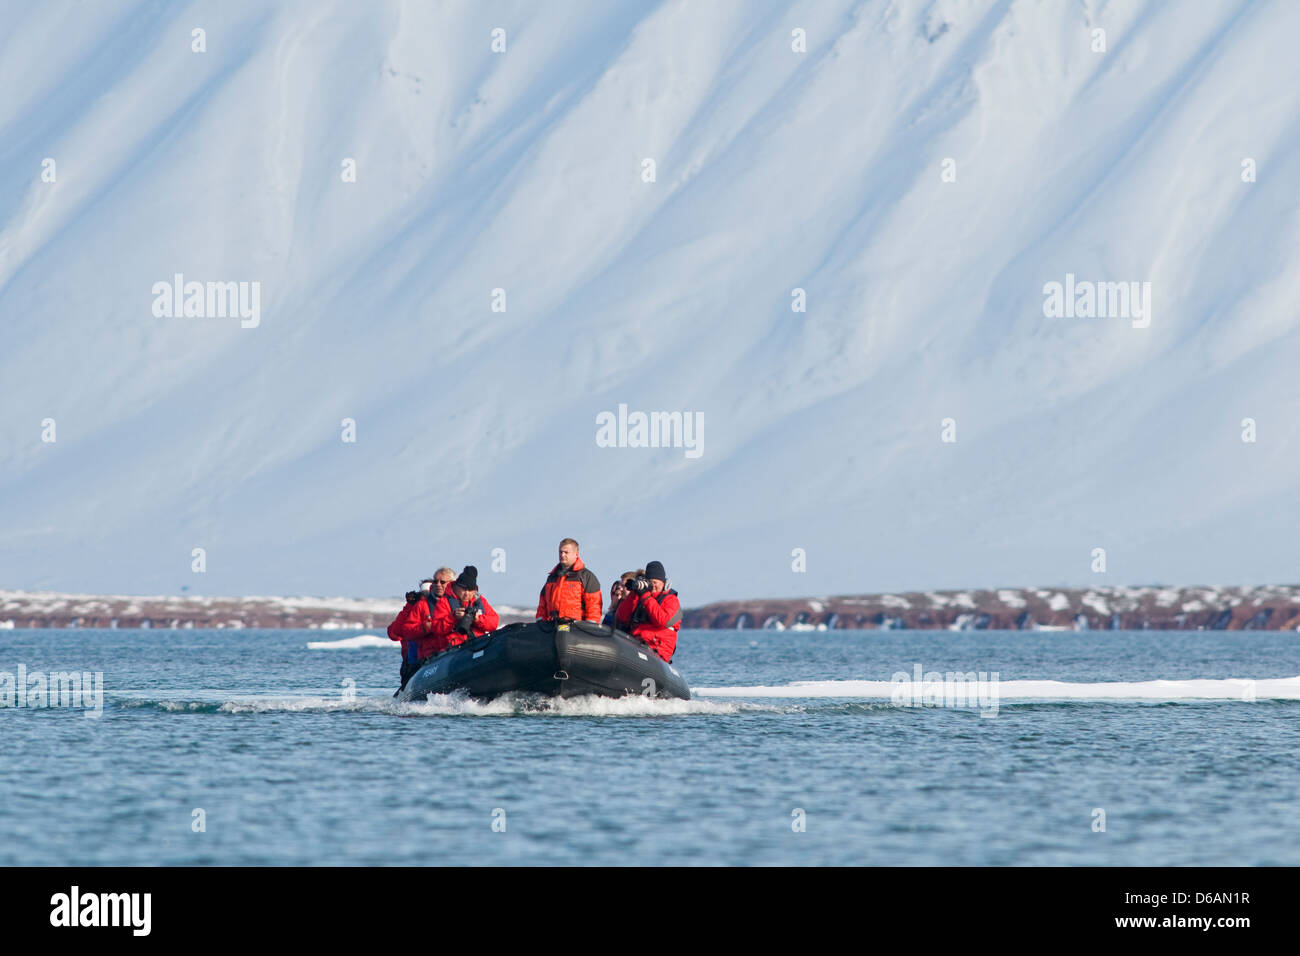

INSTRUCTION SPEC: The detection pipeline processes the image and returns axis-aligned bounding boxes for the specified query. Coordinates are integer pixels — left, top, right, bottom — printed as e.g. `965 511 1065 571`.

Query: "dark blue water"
1 628 1296 865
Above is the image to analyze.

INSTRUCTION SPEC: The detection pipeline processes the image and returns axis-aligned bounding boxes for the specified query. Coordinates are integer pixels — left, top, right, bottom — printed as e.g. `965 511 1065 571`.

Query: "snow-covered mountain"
2 0 1298 606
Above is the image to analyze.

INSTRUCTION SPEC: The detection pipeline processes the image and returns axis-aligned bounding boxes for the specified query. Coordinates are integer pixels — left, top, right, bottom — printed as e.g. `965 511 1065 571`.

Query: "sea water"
1 628 1296 865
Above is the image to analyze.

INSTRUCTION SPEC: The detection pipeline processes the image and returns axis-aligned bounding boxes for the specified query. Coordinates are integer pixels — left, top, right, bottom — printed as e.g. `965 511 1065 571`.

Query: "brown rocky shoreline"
0 591 532 631
680 585 1300 631
4 585 1300 631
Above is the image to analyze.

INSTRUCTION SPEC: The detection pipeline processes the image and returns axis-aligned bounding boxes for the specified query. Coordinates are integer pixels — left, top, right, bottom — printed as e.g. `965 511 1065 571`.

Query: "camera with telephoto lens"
629 576 651 594
455 606 479 636
407 580 436 604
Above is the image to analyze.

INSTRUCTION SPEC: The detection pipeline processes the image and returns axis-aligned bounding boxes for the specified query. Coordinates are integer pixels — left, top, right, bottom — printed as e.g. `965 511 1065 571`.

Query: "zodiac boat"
397 619 690 701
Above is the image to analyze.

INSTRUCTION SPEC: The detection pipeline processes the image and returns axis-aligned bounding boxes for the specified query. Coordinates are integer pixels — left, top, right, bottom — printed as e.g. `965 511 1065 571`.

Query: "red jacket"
431 591 499 648
615 588 681 662
536 557 602 622
387 597 444 661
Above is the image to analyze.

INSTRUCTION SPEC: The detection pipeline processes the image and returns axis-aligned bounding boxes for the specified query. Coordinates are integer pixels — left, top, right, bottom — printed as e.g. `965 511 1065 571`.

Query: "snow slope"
2 0 1298 604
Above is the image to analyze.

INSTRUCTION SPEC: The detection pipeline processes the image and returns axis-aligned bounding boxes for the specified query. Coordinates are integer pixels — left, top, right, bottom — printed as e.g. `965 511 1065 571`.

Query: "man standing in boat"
615 561 681 662
431 565 499 648
536 538 602 623
387 566 457 690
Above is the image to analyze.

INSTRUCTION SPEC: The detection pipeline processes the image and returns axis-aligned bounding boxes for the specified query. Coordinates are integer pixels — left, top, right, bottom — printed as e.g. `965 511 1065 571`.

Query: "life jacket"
431 591 500 647
409 594 444 660
445 591 484 633
617 589 682 662
537 558 602 622
388 598 435 662
631 589 681 628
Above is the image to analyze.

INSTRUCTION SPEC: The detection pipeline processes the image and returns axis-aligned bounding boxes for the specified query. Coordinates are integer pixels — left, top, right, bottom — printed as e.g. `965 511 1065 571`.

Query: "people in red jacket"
387 566 456 690
536 538 602 622
614 560 681 662
430 565 499 648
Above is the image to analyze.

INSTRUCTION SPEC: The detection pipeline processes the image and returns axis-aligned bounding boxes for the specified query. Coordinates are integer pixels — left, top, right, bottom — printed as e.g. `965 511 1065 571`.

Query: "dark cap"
455 565 479 590
645 561 666 582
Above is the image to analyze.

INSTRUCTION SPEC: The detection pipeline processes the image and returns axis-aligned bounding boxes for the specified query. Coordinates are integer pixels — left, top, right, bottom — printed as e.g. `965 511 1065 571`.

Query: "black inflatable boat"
397 619 690 702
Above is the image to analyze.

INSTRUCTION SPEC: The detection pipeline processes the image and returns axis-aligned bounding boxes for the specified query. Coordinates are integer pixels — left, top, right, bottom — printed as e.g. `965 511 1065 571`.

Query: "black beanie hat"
645 560 666 582
455 565 479 590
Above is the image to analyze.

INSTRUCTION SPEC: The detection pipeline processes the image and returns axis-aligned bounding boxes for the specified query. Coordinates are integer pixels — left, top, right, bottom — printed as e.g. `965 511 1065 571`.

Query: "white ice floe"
305 634 392 649
696 677 1300 702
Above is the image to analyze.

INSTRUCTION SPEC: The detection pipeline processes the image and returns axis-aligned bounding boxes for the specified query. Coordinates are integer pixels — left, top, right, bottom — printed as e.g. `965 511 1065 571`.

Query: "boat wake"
110 689 756 717
397 690 745 717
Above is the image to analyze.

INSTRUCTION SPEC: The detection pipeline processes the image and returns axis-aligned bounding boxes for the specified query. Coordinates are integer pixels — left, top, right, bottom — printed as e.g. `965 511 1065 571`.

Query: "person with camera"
430 565 499 648
602 570 642 628
614 561 681 662
387 567 457 690
536 537 602 623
